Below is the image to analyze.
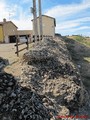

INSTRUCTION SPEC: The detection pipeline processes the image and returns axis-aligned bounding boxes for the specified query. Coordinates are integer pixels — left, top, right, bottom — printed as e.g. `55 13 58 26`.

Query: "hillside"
68 35 90 47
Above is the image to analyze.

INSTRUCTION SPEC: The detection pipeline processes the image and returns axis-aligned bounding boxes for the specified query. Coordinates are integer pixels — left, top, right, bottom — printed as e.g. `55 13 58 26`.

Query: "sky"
0 0 90 36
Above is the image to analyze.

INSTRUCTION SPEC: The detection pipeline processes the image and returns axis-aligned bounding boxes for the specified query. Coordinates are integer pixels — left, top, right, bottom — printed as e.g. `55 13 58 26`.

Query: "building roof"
0 22 3 25
31 15 56 27
40 15 55 20
17 30 33 35
32 15 55 20
0 21 18 28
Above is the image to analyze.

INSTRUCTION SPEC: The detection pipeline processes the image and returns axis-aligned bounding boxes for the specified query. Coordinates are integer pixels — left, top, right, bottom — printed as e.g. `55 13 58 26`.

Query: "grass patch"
73 35 84 42
68 35 90 47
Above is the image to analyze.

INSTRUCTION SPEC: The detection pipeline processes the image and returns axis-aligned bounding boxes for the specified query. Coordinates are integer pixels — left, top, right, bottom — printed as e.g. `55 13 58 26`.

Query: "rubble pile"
0 37 89 120
0 57 9 71
0 72 51 120
21 38 88 116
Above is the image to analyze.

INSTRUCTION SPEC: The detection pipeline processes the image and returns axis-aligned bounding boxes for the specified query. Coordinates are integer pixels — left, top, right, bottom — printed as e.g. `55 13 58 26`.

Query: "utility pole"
38 0 43 39
32 0 38 41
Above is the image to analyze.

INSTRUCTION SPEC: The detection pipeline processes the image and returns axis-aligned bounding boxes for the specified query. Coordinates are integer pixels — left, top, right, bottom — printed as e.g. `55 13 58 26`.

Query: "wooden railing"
15 35 29 57
15 35 53 56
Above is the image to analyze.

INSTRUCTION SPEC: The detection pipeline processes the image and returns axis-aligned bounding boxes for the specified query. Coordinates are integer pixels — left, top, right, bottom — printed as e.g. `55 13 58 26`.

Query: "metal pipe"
33 0 38 41
38 0 43 39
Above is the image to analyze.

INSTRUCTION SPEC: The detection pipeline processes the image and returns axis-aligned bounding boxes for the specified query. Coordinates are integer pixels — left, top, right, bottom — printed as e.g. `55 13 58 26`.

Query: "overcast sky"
0 0 90 36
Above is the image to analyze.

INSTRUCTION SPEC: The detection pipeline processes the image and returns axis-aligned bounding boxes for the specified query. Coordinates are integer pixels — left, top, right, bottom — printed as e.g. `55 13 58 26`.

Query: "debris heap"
0 56 50 120
0 37 89 120
0 72 50 120
21 38 88 116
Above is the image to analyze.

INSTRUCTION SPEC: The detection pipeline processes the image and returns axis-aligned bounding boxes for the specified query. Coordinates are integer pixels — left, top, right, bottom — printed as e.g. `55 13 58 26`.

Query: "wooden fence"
15 35 29 57
15 35 53 56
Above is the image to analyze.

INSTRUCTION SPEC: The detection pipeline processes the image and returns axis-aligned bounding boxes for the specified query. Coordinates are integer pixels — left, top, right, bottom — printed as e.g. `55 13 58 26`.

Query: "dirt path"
0 43 29 77
64 37 90 92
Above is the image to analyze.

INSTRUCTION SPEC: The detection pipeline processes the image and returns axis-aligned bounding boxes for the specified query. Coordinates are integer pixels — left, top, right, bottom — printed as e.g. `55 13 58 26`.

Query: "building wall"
33 16 55 37
42 16 55 37
3 22 17 43
3 22 17 36
0 25 4 43
17 30 33 43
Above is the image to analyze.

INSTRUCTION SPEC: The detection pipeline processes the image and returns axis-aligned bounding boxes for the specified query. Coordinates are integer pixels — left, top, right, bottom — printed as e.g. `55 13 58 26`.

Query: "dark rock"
0 57 9 72
0 72 51 120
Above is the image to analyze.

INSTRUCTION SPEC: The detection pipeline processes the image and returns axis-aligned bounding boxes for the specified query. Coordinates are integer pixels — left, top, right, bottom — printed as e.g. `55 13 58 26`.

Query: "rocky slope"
21 37 89 118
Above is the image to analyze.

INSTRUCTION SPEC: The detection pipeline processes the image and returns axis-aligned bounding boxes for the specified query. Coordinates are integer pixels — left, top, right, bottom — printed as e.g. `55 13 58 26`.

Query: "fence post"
37 35 39 41
16 35 19 57
26 35 29 50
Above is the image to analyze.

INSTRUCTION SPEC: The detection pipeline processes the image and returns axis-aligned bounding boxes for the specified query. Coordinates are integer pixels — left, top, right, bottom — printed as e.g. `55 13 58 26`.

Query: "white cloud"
56 18 90 36
0 1 18 21
76 26 90 31
12 5 33 30
0 0 90 35
56 17 90 36
83 0 90 4
56 22 78 30
0 0 33 30
11 6 33 30
45 0 90 36
56 17 90 30
22 0 32 4
12 17 32 30
0 1 9 20
45 0 90 18
63 26 90 32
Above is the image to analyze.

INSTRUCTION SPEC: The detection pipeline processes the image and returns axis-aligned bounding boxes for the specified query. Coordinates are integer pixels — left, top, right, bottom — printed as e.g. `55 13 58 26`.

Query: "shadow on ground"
63 37 90 91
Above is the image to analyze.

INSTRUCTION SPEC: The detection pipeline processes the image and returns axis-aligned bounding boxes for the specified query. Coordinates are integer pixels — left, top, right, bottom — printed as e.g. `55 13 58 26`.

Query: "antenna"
9 13 13 20
9 13 11 20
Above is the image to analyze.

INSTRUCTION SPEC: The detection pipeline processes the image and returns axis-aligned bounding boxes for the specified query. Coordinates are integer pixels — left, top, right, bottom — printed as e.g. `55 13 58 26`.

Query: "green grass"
73 35 84 42
69 35 90 47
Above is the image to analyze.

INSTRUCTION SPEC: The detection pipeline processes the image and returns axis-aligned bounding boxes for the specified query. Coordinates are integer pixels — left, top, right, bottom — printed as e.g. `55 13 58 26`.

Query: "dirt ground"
0 43 29 77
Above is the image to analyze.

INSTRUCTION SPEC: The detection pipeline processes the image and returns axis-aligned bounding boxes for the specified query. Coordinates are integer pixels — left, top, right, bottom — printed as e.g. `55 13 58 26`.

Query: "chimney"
3 18 6 23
